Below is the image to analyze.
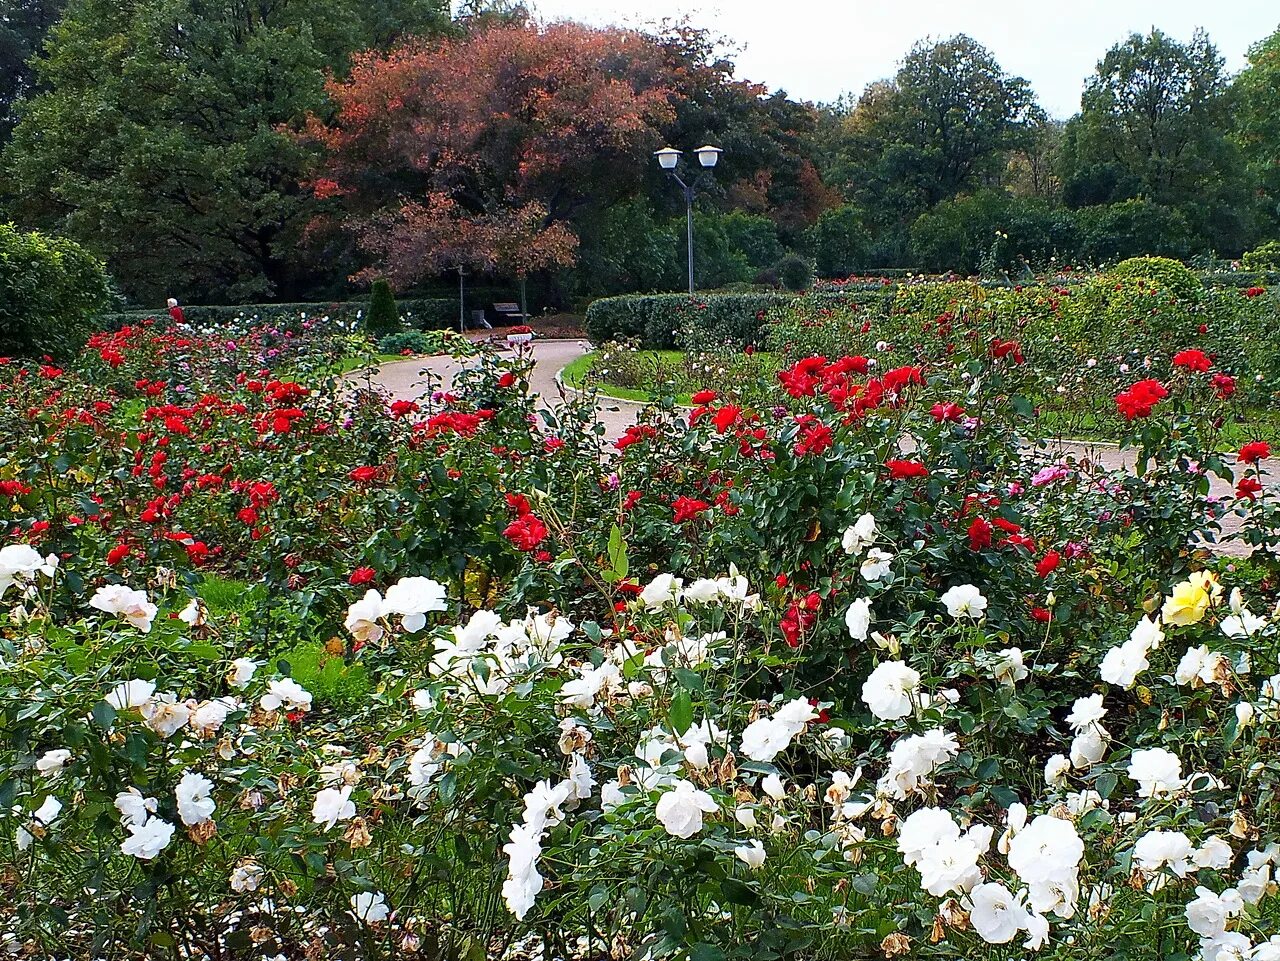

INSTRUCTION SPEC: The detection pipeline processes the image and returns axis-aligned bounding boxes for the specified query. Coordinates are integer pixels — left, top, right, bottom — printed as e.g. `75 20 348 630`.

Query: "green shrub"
773 253 815 292
586 290 893 350
1242 240 1280 271
366 279 400 337
908 191 1079 275
1074 199 1194 264
0 224 113 357
1109 256 1204 303
585 292 791 349
276 640 370 709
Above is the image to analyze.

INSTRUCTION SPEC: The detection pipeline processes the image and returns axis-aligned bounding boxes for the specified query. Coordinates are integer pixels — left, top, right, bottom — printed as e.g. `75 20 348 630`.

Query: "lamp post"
655 144 723 296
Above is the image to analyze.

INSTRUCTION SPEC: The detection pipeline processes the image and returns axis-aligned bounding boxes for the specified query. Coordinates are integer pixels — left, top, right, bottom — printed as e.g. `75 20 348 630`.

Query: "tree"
806 205 871 278
1234 25 1280 232
1059 29 1252 254
1 0 449 303
308 21 678 295
643 26 839 242
365 278 399 337
822 36 1042 225
0 0 68 145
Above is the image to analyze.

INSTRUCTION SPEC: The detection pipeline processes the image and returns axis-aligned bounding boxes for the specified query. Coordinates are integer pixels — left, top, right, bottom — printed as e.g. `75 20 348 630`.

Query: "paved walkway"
366 341 1277 553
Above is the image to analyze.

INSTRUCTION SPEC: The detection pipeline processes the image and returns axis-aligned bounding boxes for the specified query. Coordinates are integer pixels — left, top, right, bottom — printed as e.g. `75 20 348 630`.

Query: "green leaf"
607 524 628 579
1096 772 1118 799
669 691 693 736
91 701 117 729
689 944 725 961
673 667 704 692
719 878 758 906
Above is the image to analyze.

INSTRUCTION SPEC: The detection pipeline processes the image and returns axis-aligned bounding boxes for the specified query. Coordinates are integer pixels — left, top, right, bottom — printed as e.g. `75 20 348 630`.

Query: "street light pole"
654 145 723 297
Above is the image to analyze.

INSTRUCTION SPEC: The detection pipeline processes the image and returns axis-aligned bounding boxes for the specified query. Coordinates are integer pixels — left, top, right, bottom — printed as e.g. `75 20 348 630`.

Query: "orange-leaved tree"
305 20 677 291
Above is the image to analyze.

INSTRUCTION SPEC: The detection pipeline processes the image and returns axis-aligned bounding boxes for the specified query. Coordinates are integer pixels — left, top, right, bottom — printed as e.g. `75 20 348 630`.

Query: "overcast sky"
513 0 1278 119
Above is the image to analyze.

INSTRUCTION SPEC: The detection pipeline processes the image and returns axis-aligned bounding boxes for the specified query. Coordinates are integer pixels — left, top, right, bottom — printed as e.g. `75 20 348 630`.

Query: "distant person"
167 297 186 324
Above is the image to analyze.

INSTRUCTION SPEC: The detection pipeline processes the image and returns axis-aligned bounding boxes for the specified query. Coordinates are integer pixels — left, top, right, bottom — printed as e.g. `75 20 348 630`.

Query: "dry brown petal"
880 932 911 958
187 820 218 845
343 817 373 849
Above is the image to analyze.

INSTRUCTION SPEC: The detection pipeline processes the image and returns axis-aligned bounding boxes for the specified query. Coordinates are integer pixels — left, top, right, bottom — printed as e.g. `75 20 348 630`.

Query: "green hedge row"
95 298 462 333
584 290 892 349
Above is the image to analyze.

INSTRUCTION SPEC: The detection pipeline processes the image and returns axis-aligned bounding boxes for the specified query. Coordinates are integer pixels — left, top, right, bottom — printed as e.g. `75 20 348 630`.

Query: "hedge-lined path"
366 340 1278 555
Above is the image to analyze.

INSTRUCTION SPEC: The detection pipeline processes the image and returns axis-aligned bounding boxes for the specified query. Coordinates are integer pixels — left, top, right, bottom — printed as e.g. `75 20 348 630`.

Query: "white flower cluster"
639 568 759 612
344 575 449 642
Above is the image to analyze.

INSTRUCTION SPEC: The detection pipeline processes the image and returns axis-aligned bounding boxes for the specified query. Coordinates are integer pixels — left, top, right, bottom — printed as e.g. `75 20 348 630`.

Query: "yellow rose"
1161 580 1210 626
1189 569 1223 602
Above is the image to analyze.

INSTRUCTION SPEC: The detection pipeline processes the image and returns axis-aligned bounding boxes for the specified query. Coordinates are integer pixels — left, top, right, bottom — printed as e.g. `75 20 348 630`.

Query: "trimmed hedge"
585 290 892 349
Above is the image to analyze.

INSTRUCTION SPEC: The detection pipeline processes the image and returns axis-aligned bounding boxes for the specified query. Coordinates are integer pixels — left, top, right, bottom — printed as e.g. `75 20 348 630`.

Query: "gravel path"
364 341 1277 554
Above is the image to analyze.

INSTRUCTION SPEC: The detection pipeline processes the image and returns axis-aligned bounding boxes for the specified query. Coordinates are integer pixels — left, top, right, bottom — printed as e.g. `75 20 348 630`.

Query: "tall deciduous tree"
824 35 1041 225
0 0 68 145
1058 28 1252 253
1233 25 1280 233
1 0 448 303
306 21 678 292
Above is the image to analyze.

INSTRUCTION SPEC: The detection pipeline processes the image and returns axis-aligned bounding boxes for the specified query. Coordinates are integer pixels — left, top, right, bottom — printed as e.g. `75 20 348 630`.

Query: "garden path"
367 341 1278 555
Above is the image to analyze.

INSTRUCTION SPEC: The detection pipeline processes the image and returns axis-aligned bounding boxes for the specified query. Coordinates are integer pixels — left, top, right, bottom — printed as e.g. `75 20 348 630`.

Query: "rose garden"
4 5 1280 961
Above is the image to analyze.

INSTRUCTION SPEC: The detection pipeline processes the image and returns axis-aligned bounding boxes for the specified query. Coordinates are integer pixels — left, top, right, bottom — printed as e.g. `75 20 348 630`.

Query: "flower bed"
2 308 1280 959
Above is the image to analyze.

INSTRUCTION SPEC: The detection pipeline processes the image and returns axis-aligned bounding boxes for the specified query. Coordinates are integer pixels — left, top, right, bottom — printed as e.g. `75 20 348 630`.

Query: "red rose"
1114 379 1168 420
1172 349 1212 373
506 492 531 516
885 459 929 480
389 399 419 418
672 496 711 524
349 466 379 484
504 513 548 551
1031 606 1052 623
349 567 376 585
106 543 131 565
498 372 516 388
691 389 718 404
1035 550 1060 578
967 516 992 551
1211 373 1236 399
1237 477 1264 501
1238 442 1271 464
930 402 965 423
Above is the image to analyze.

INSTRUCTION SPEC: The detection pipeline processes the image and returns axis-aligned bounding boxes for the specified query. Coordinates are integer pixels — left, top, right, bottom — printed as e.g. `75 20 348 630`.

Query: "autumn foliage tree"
305 21 677 293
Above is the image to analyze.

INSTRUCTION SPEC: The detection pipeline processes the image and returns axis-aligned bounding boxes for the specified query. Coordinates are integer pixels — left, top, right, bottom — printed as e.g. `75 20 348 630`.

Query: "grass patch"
561 349 777 407
328 353 408 376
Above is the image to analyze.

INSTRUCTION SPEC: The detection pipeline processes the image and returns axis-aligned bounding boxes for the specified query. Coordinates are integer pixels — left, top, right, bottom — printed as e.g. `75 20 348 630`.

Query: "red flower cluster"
1172 349 1212 373
1114 379 1168 420
615 424 657 450
672 495 711 524
793 417 833 456
780 591 821 647
503 514 547 551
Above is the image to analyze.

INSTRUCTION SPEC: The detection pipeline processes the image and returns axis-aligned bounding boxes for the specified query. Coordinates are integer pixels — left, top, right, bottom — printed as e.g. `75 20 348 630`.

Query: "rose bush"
2 305 1280 959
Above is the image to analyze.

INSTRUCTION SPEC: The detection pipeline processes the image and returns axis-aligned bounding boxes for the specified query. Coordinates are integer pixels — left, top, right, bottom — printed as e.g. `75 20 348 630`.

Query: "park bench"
493 302 528 324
